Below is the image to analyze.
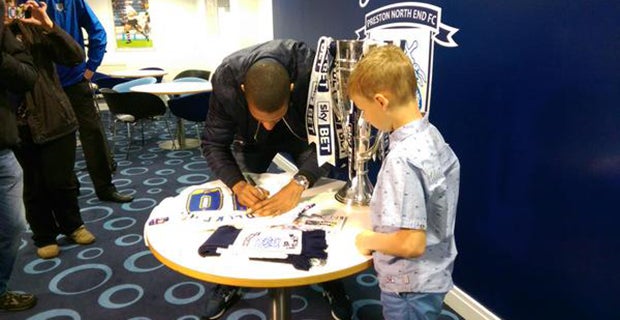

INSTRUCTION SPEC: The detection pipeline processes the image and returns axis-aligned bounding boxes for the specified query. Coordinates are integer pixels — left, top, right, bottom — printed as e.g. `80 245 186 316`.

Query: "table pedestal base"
269 288 291 320
158 138 200 150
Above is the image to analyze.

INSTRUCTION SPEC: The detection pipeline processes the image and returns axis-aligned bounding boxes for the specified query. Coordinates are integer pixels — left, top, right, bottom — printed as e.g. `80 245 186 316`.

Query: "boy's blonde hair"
347 44 417 107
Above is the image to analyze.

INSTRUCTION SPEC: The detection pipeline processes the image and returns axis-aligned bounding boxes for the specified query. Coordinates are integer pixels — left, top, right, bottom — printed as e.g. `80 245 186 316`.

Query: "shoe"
322 281 353 320
98 191 133 203
0 291 37 311
36 244 59 259
201 285 242 319
70 225 96 245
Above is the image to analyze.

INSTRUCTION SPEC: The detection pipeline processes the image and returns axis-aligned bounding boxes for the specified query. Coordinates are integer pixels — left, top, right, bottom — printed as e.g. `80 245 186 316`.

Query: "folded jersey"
197 226 328 270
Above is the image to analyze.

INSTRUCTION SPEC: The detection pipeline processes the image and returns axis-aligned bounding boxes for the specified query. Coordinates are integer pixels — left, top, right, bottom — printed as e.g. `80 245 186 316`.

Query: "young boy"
351 45 461 320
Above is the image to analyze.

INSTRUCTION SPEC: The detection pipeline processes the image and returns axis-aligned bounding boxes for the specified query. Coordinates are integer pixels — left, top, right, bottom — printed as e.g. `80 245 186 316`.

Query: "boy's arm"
356 228 426 258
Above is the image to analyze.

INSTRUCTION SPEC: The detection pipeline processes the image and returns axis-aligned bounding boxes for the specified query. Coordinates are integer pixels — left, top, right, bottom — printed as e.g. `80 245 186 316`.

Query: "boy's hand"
355 230 374 256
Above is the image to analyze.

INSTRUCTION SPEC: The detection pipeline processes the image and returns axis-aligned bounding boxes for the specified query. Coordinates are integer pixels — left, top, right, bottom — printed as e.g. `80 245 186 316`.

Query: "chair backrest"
93 76 136 91
100 88 167 120
173 69 211 81
91 71 109 82
173 77 209 83
139 67 165 82
112 77 157 93
171 77 210 97
167 91 211 122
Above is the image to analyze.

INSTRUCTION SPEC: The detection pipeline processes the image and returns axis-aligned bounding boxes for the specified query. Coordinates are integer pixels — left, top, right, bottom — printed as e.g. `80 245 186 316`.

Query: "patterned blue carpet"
4 110 463 320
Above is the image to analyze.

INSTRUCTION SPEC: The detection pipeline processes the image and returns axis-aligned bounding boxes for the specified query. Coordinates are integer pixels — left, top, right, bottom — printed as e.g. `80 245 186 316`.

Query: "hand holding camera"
7 1 54 31
7 2 29 20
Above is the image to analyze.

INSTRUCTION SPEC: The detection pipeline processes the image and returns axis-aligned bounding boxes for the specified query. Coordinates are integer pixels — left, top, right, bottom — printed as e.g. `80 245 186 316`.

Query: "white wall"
87 0 273 81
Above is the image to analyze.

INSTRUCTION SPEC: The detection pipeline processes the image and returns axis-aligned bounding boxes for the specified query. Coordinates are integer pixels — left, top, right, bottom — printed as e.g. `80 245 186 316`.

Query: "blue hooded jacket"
45 0 107 87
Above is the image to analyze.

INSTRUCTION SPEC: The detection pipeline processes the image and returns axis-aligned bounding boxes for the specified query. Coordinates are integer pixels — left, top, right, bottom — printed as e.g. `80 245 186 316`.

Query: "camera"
7 4 31 20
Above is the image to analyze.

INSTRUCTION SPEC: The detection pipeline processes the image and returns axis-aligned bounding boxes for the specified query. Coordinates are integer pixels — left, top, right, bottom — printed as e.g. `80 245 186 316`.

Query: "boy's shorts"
381 291 447 320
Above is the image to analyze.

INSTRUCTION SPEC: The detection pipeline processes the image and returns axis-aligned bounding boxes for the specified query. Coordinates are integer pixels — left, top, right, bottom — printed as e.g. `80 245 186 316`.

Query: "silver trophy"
333 40 385 206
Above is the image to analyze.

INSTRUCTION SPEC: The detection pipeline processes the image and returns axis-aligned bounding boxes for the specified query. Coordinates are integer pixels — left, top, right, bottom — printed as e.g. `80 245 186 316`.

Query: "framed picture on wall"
111 0 153 49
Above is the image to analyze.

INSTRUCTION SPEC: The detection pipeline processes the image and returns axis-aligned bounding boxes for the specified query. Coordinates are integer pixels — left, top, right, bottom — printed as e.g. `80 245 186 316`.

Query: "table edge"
130 83 212 95
108 70 168 78
148 240 373 288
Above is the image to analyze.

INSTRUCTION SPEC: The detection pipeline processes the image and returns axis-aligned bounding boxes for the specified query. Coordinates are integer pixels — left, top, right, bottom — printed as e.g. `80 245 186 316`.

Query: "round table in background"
108 69 169 79
130 82 213 150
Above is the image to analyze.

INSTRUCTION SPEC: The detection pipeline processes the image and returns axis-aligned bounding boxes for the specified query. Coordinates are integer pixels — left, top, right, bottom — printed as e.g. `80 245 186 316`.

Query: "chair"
92 71 140 92
112 77 157 93
100 88 173 159
167 90 210 150
140 67 165 83
94 76 136 91
90 72 136 113
169 77 209 98
173 77 208 83
173 69 211 81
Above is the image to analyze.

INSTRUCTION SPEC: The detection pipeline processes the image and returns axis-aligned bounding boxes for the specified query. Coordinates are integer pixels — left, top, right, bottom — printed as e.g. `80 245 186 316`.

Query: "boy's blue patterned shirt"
371 116 460 293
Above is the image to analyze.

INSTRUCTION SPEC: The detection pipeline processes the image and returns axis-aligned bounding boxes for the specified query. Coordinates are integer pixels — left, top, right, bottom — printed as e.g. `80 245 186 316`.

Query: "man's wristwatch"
293 174 310 190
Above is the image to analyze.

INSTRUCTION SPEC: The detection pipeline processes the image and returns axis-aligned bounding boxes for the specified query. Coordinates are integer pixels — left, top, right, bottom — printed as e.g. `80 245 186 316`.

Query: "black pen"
245 174 258 186
245 174 267 198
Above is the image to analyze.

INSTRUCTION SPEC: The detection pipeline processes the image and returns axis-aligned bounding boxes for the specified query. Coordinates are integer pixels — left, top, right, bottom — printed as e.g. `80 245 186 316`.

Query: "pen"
297 203 316 217
244 174 267 198
245 174 258 186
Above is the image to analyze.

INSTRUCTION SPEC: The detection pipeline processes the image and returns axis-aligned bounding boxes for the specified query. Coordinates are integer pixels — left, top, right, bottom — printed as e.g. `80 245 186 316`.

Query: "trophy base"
335 175 374 206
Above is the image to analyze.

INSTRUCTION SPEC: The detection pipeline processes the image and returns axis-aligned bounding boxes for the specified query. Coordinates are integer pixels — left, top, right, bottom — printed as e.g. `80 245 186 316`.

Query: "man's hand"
355 230 374 256
248 180 304 217
83 69 95 81
232 180 269 209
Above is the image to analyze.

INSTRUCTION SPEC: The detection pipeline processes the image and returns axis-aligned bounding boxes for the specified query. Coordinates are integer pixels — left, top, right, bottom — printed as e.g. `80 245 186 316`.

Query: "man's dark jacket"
0 26 36 149
202 39 326 189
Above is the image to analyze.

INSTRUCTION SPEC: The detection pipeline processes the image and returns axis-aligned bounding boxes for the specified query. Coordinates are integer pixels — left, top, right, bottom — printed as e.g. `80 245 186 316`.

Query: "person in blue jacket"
46 0 132 203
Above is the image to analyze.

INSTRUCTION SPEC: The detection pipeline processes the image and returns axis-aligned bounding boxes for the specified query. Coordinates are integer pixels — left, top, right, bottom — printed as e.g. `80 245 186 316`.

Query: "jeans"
381 291 447 320
0 149 26 295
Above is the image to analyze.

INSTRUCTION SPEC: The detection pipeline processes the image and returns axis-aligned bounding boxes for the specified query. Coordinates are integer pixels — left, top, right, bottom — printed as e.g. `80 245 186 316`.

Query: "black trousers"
63 79 115 195
15 127 83 247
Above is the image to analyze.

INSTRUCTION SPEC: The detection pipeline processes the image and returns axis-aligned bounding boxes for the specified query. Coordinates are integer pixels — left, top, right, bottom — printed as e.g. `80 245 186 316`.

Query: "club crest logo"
356 2 458 114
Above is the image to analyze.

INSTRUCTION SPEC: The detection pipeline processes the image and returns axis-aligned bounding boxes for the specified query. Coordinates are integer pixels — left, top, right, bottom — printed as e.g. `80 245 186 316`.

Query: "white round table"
144 178 372 320
130 82 212 95
108 69 168 79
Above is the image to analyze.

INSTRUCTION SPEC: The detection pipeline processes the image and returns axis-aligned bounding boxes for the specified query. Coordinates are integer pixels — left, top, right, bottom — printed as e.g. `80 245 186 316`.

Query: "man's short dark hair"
244 58 290 112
